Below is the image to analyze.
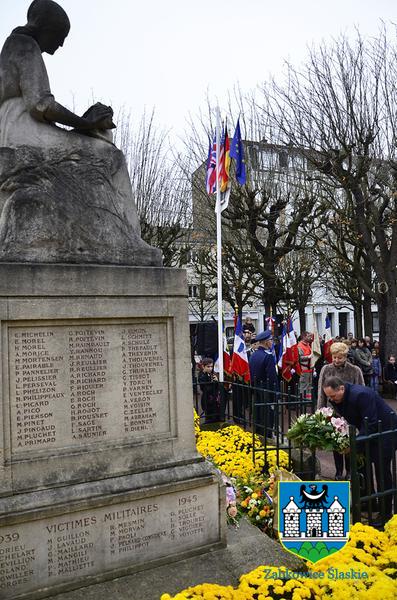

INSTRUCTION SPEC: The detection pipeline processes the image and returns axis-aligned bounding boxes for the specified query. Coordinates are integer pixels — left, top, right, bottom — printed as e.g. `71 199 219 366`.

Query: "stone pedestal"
0 264 225 599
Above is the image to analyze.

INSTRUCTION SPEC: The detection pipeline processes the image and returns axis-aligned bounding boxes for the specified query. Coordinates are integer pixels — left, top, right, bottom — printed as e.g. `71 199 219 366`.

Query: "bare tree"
116 108 192 266
277 248 322 331
263 27 397 357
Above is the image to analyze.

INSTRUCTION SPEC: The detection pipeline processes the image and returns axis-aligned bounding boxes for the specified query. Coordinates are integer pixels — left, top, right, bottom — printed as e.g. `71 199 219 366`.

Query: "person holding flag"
249 330 279 439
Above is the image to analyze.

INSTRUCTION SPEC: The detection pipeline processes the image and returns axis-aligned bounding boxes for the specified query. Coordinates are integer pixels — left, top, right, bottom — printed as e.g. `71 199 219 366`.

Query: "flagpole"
215 106 224 382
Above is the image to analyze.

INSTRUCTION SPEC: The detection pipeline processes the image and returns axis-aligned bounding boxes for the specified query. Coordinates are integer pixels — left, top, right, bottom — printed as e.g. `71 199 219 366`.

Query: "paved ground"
53 519 304 600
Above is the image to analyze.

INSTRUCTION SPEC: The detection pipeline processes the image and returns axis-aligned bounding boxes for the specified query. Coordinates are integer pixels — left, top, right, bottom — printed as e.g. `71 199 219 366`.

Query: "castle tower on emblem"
282 496 301 538
327 496 345 537
306 508 323 537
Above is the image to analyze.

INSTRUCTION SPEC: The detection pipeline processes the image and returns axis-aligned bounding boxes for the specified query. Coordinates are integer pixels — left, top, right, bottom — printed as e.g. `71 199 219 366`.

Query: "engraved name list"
8 322 170 455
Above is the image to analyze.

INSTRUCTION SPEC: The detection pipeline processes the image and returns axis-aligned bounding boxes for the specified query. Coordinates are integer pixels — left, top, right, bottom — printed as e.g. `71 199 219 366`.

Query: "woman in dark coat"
354 339 373 386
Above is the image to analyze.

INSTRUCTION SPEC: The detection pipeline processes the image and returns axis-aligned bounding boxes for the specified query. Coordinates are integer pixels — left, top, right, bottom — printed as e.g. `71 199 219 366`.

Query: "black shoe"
345 472 351 480
335 472 343 481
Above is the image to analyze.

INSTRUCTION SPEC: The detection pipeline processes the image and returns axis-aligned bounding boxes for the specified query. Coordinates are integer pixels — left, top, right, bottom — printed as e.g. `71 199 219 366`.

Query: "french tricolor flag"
230 316 250 383
323 315 333 363
279 318 301 381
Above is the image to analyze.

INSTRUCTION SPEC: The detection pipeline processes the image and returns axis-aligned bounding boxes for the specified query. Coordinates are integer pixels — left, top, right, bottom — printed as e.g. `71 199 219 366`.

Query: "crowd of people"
195 318 397 527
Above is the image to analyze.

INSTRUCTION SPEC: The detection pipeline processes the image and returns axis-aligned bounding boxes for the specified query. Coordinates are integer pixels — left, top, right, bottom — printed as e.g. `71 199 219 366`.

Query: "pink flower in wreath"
331 416 349 435
318 407 333 418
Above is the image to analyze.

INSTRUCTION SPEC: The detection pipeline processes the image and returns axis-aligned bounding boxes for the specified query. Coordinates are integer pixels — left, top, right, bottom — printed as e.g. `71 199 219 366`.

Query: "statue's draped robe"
0 32 161 265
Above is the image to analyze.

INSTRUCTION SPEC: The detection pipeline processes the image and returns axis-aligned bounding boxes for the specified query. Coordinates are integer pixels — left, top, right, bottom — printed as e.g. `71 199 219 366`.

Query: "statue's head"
27 0 70 54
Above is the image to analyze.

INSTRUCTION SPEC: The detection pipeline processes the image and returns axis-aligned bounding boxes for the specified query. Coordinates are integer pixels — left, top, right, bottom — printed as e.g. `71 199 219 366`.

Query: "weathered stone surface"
0 146 161 266
0 1 161 266
0 464 224 599
0 263 225 599
0 264 198 494
52 519 305 600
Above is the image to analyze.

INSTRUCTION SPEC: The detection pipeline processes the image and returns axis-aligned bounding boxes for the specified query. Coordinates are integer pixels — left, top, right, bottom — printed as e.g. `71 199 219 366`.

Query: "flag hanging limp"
323 315 333 363
206 134 217 195
230 117 246 185
207 117 245 211
230 316 250 383
217 125 231 213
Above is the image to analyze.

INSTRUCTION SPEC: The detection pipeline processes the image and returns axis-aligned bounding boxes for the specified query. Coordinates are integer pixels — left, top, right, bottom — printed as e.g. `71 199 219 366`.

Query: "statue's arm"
41 100 113 130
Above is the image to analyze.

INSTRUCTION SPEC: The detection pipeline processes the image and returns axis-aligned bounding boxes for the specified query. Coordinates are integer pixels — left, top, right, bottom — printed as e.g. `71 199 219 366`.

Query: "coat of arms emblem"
278 481 350 563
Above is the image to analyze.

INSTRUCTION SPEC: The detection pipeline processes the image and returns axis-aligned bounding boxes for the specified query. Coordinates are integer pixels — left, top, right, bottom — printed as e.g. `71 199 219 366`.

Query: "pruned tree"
277 247 322 332
263 26 397 358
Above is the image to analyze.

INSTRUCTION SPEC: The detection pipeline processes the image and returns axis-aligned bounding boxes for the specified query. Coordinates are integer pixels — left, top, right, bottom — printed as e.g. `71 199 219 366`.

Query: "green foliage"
289 541 339 562
287 411 350 452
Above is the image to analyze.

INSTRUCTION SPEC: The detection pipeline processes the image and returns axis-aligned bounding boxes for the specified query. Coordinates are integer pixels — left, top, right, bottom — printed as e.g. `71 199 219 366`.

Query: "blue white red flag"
280 318 301 382
323 316 333 363
230 316 250 383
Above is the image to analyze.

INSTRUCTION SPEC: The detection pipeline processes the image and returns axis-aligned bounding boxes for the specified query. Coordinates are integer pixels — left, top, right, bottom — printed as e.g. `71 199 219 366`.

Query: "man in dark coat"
249 330 278 389
249 330 279 438
323 377 397 524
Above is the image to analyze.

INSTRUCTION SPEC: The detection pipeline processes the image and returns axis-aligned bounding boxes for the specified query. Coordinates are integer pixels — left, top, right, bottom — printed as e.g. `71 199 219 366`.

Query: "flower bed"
193 412 289 536
195 422 289 479
160 517 397 599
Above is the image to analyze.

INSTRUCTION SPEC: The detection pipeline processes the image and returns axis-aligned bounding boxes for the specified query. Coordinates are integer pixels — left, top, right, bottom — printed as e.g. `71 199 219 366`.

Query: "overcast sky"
1 0 396 139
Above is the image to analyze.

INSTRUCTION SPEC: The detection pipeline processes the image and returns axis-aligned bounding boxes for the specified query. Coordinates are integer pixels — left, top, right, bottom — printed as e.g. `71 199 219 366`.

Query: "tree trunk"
377 282 397 365
299 307 306 333
363 292 373 338
354 304 363 339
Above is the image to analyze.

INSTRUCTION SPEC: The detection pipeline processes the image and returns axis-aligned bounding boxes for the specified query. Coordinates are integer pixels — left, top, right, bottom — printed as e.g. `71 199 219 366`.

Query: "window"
279 151 288 169
188 285 198 298
338 312 348 338
372 311 379 334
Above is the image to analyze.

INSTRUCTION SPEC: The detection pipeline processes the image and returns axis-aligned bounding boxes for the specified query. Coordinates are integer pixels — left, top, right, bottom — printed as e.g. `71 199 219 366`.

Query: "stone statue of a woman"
0 0 162 265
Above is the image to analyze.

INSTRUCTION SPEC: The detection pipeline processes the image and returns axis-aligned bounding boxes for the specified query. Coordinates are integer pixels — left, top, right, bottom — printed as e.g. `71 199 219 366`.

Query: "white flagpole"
215 107 224 382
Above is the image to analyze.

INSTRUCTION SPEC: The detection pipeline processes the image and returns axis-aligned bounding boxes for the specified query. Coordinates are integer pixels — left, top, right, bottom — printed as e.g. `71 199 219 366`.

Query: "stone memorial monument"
0 2 224 598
